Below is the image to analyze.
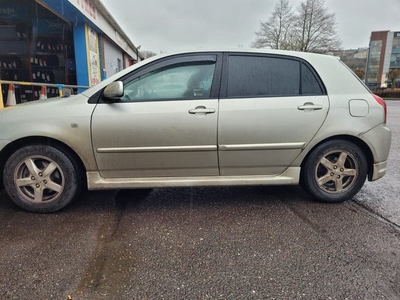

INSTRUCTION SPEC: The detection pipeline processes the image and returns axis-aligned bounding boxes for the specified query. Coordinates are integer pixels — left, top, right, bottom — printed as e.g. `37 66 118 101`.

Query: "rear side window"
228 56 300 97
227 55 324 97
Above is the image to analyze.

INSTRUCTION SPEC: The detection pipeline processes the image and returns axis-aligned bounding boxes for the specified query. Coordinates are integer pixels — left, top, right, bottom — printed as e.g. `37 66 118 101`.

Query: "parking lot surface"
1 185 399 299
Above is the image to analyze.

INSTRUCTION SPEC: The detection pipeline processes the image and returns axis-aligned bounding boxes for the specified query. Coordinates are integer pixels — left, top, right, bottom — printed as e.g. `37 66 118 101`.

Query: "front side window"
121 62 215 101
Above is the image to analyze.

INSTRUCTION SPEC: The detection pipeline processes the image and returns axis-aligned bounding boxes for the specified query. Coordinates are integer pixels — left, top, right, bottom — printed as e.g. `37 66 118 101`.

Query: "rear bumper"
360 124 391 181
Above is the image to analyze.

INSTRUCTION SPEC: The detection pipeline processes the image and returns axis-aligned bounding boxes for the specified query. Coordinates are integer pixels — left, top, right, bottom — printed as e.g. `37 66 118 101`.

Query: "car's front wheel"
3 145 82 213
302 140 368 203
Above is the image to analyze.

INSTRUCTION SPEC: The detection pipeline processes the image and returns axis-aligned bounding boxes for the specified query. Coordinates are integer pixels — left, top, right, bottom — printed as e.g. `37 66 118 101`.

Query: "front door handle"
188 106 216 115
298 102 323 111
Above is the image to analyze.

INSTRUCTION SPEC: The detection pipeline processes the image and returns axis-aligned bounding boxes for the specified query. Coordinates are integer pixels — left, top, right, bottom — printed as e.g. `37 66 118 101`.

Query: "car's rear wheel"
302 140 367 203
3 145 82 213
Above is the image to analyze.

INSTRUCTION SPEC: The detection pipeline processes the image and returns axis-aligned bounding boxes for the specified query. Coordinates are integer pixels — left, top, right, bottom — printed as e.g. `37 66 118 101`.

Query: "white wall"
103 38 123 78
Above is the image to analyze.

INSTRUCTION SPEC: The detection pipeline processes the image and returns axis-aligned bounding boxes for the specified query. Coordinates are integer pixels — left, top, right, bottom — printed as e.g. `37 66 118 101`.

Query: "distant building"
365 30 400 89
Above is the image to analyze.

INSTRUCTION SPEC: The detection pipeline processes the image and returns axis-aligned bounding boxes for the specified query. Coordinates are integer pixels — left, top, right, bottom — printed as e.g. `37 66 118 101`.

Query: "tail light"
373 94 387 124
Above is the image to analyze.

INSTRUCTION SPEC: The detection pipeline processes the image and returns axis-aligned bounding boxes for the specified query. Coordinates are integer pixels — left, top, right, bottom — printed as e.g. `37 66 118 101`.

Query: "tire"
3 145 82 213
301 140 367 203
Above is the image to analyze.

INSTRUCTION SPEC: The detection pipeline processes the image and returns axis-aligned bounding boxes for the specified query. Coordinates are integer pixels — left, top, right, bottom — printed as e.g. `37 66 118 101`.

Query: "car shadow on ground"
111 185 316 212
0 185 318 216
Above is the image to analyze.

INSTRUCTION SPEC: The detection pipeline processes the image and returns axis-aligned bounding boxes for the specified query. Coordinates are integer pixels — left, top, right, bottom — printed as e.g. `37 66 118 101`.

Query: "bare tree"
252 0 341 53
251 0 294 50
294 0 341 53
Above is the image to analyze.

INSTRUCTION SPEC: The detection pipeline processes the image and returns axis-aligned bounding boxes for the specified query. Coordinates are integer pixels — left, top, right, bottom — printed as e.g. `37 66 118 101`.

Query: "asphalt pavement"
0 102 400 299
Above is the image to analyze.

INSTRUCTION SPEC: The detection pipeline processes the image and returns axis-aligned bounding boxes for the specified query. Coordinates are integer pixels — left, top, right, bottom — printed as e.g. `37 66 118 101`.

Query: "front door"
91 54 221 178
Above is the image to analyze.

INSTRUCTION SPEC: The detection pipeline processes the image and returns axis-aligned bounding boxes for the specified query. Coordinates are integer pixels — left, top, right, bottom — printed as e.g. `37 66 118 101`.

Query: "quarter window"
121 62 215 101
301 63 323 95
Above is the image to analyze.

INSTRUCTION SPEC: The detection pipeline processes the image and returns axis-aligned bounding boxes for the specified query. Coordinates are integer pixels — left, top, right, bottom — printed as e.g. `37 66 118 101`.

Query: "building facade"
365 30 400 89
0 0 142 104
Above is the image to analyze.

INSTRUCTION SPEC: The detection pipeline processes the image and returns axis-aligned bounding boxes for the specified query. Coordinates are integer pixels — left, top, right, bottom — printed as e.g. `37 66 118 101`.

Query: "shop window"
0 0 76 104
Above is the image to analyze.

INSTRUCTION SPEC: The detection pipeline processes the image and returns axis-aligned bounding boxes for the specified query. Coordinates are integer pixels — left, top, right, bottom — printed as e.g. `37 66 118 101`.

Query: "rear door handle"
298 102 323 111
188 106 216 115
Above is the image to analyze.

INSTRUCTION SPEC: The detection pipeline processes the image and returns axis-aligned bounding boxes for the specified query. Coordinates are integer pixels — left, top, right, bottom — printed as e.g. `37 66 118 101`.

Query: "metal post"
0 84 4 109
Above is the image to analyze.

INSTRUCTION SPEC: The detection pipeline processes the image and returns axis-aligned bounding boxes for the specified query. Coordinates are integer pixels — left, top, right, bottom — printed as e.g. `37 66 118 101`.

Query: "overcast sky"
100 0 400 53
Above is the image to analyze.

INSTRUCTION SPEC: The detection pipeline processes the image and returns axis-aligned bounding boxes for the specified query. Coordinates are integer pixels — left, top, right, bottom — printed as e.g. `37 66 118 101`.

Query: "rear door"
218 53 329 176
91 54 222 178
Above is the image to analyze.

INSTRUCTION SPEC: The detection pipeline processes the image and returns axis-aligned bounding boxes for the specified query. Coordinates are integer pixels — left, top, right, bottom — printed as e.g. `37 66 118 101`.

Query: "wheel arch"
0 136 87 190
300 135 374 182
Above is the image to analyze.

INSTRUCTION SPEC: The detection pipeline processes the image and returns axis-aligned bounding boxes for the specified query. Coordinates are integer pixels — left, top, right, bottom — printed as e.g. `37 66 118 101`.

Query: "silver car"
0 50 392 212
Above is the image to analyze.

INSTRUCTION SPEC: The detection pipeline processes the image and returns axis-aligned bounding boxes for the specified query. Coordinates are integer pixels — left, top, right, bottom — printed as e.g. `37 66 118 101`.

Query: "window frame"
220 52 327 99
94 53 223 104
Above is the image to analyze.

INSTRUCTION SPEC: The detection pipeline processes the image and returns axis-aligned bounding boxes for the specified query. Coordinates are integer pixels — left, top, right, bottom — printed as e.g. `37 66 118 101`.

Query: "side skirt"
86 167 300 190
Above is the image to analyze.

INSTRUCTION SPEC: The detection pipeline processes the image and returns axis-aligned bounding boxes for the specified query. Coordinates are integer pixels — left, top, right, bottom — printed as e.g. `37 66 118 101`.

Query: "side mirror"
104 81 123 99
